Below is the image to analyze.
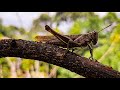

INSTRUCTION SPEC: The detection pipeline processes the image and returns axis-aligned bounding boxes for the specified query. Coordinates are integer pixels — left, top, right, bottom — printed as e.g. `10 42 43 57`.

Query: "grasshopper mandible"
35 24 112 60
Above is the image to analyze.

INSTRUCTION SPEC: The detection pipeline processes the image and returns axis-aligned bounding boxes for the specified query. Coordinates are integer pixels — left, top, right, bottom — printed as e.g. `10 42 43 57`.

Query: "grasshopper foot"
89 56 97 61
89 56 94 60
63 50 69 58
71 48 75 53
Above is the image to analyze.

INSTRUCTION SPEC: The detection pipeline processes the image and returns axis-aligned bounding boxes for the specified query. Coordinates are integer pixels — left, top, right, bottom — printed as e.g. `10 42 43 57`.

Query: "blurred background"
0 12 120 78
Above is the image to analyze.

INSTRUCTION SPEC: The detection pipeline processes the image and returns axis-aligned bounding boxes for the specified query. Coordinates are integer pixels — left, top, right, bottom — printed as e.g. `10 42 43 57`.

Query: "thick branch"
0 39 120 78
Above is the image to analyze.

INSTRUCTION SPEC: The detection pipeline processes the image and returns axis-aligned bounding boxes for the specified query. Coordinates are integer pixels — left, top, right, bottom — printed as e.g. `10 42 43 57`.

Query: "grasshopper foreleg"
87 43 94 60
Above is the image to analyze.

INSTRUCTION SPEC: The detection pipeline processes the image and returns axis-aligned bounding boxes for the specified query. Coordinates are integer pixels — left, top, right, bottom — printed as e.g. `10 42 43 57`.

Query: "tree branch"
0 39 120 78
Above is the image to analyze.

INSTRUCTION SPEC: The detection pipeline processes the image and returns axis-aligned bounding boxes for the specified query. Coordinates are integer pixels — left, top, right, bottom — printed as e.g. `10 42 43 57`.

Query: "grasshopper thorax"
90 31 98 45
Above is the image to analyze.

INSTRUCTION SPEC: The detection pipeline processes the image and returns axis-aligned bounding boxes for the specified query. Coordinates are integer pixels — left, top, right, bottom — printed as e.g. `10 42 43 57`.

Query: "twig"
0 39 120 78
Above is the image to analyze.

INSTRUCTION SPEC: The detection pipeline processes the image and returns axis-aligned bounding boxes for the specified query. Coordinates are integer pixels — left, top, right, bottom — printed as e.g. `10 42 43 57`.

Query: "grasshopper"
35 24 112 60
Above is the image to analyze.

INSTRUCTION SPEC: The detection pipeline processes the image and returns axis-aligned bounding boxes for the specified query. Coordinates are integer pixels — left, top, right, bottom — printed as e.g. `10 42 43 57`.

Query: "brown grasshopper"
35 24 112 60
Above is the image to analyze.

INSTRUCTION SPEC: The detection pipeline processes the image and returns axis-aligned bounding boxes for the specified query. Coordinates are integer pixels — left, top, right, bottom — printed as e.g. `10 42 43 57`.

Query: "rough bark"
0 39 120 78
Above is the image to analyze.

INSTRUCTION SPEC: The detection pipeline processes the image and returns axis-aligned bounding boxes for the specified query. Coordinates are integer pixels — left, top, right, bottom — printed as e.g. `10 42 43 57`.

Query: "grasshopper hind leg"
65 40 70 54
63 40 70 57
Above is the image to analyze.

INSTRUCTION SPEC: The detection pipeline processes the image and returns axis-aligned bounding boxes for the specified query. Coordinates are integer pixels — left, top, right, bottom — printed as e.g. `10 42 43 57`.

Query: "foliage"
0 12 120 78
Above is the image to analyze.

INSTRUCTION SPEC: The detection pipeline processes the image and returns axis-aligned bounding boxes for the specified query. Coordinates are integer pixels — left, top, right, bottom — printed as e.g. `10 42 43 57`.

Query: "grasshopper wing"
35 34 82 44
35 36 56 42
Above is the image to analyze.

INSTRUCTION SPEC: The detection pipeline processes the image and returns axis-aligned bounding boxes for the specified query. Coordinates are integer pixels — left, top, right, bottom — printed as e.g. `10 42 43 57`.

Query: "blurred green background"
0 12 120 78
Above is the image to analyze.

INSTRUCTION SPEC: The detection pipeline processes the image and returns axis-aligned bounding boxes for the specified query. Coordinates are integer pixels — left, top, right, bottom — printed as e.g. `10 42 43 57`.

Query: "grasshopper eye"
93 31 96 34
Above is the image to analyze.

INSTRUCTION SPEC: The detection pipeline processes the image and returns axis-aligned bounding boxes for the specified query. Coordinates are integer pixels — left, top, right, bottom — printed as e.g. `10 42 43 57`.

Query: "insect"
35 24 112 60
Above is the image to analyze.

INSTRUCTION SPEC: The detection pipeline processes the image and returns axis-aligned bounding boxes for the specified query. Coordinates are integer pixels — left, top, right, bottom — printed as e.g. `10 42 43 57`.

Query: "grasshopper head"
91 31 98 45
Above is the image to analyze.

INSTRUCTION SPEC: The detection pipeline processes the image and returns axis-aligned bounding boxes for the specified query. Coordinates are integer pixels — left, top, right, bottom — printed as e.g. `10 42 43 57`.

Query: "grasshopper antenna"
98 23 113 33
